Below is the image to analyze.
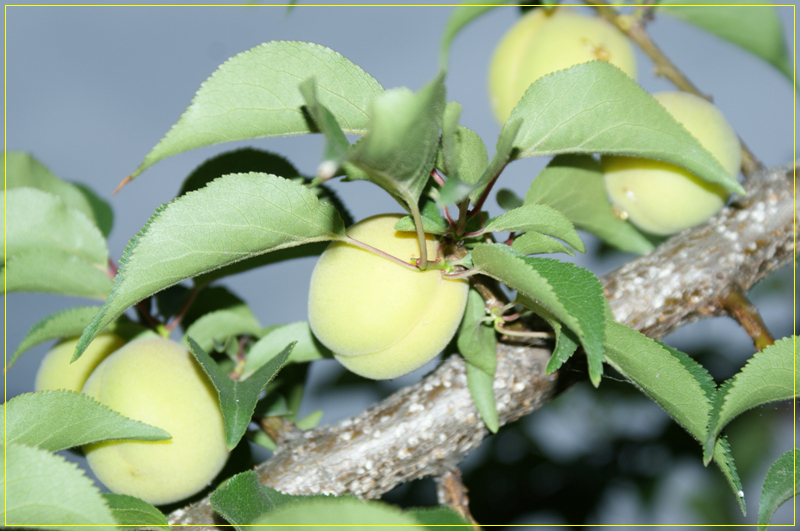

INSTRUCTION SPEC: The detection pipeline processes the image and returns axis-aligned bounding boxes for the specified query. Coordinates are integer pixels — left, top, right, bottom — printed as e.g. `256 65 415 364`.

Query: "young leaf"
660 0 793 80
703 336 798 463
394 200 449 235
714 435 747 515
471 244 606 386
75 173 346 361
508 61 745 195
441 125 489 187
483 203 585 253
1 443 117 530
211 470 294 529
525 155 654 255
132 41 383 179
348 72 446 208
102 494 168 527
440 0 510 67
439 174 479 205
187 337 293 450
178 148 301 196
4 150 113 237
10 305 100 368
466 361 499 433
469 118 522 204
299 77 351 165
439 101 463 179
295 409 324 430
3 187 108 265
245 321 332 376
1 390 171 452
2 249 113 300
758 449 799 530
496 188 523 211
457 288 497 376
511 232 575 257
183 309 262 354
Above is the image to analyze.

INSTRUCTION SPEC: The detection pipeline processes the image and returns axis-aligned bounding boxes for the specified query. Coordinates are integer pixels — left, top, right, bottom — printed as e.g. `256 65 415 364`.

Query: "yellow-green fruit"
489 8 637 123
82 337 228 505
308 214 469 380
35 333 125 393
603 92 741 236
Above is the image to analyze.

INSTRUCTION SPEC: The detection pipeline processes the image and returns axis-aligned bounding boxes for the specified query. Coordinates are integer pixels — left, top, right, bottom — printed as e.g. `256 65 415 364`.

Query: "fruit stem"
584 0 763 178
345 236 420 271
410 203 429 270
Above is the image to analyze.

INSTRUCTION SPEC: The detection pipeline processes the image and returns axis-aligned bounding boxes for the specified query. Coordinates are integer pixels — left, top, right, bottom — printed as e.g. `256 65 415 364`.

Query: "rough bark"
168 165 796 528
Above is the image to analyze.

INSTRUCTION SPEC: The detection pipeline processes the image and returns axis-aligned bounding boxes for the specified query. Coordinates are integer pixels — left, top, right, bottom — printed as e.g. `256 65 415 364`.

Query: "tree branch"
168 165 796 528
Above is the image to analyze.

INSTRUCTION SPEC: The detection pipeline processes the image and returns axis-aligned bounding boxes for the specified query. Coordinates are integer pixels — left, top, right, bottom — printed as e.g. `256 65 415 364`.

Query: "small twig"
107 258 119 279
431 168 446 187
435 468 480 529
584 0 763 178
721 287 775 351
258 416 299 449
468 163 508 217
165 288 199 333
495 322 553 340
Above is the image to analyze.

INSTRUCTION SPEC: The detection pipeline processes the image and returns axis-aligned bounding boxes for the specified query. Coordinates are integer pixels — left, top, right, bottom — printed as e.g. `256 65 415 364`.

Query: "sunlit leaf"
75 173 345 361
2 249 113 300
483 203 584 252
509 61 744 195
440 0 511 67
133 41 383 179
1 390 170 452
102 493 168 527
758 449 799 530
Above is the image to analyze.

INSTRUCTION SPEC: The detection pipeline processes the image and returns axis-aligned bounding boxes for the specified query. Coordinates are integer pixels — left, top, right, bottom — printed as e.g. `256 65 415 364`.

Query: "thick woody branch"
169 165 795 528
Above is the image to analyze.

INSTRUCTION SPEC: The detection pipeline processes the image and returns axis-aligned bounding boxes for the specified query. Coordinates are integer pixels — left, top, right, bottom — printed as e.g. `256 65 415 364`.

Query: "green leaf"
443 125 489 187
102 494 168 527
511 231 575 256
509 61 745 195
439 174 479 205
1 443 117 530
440 1 510 67
407 506 472 528
187 337 293 449
2 249 113 300
10 306 100 368
211 470 294 529
496 188 523 211
295 409 324 430
439 101 463 179
132 41 383 179
251 497 421 528
4 150 113 237
603 321 713 439
466 361 499 433
178 148 301 196
469 118 522 204
299 77 351 166
1 390 171 452
457 288 497 376
183 309 262 354
660 1 793 80
525 155 654 255
348 73 446 208
603 320 746 513
472 243 606 386
3 187 108 265
483 203 585 253
75 173 345 361
245 321 332 376
759 450 799 530
704 336 798 463
394 200 449 235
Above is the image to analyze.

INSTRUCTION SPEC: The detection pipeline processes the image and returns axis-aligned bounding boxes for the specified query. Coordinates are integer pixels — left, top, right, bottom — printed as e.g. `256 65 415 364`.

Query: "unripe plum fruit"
603 92 741 236
82 337 228 505
35 333 125 393
308 214 469 380
489 8 637 123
